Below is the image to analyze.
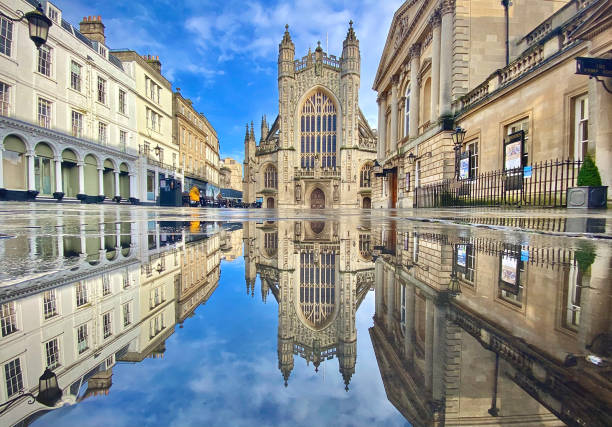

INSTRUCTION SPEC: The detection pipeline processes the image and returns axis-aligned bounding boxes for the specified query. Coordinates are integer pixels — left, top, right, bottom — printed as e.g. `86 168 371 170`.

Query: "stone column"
390 76 399 153
386 268 395 328
439 0 454 117
77 162 85 195
0 147 4 189
27 152 35 191
409 44 421 139
430 12 442 121
425 296 435 391
154 169 159 201
129 173 136 199
375 259 385 316
404 281 416 365
377 96 386 162
114 171 120 198
97 167 104 197
54 157 62 194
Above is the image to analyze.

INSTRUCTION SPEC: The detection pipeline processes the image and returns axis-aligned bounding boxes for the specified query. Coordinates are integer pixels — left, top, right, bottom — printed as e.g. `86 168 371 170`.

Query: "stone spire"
244 123 249 142
278 24 295 79
250 121 255 141
342 20 360 76
260 115 269 142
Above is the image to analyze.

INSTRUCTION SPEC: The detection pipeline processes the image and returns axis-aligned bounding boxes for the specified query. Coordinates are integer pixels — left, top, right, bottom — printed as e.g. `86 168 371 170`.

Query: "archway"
266 197 275 208
102 159 115 199
61 149 79 197
34 142 55 196
83 154 99 196
3 135 27 190
310 188 325 209
119 163 130 199
362 197 371 209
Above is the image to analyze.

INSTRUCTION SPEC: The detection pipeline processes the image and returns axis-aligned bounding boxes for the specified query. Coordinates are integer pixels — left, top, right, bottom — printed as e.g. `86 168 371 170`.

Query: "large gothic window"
360 162 372 188
264 165 277 189
300 91 337 169
300 250 336 328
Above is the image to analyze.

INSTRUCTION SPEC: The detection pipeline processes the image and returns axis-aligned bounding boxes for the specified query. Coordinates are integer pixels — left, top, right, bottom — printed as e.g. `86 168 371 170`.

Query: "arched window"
300 91 337 170
404 88 410 137
300 250 336 328
264 165 277 189
264 232 277 257
360 163 372 188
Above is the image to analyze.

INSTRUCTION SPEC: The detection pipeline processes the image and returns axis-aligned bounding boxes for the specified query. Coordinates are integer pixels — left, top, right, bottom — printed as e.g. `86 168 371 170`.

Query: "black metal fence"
416 159 582 208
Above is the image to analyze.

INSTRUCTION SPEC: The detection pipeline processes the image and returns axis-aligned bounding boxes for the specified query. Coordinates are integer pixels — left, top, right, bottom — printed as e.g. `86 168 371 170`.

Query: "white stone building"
0 0 142 203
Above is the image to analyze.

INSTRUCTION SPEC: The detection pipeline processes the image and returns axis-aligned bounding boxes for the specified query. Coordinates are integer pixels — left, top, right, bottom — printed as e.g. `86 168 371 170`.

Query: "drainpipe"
501 0 510 66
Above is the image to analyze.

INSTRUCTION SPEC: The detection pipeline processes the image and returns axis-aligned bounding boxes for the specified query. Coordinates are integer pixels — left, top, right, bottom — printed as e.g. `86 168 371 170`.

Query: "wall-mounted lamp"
0 2 52 49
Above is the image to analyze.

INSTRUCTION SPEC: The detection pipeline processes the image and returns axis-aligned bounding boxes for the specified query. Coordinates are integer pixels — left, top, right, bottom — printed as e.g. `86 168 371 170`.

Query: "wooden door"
390 172 398 208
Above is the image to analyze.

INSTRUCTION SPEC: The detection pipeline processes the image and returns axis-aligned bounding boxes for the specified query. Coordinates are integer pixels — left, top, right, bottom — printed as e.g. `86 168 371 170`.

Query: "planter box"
567 186 608 209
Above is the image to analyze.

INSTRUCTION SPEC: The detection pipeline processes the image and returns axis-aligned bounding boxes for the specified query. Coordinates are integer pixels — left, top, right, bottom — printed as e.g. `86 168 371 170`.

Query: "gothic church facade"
243 24 377 209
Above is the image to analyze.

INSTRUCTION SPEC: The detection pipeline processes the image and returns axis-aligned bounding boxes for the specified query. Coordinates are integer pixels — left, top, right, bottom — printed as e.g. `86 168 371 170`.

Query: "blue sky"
34 257 409 427
54 0 404 162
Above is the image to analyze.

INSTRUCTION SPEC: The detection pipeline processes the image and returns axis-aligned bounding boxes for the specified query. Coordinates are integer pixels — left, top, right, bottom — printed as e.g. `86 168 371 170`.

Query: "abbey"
243 23 377 209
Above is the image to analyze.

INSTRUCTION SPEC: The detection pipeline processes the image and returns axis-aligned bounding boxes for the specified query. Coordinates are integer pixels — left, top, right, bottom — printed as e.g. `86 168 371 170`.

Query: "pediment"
569 0 612 41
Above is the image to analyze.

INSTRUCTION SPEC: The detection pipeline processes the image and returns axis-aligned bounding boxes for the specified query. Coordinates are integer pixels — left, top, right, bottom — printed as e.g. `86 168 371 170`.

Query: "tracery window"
300 250 336 328
360 163 372 188
264 232 278 257
300 91 337 169
264 165 277 189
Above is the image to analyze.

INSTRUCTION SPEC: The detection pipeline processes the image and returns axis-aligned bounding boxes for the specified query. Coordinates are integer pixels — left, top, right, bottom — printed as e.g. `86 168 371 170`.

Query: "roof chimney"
80 15 106 44
145 54 162 74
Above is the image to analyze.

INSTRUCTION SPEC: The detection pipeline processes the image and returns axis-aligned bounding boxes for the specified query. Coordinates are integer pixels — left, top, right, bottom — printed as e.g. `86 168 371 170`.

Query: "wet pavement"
0 203 611 426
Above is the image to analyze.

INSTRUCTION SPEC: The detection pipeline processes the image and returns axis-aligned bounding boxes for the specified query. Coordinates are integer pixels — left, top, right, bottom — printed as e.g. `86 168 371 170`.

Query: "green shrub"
575 242 596 273
577 156 602 187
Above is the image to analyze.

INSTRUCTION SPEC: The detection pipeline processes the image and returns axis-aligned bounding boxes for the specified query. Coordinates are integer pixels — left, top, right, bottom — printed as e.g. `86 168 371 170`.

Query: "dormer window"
98 45 107 59
47 5 60 25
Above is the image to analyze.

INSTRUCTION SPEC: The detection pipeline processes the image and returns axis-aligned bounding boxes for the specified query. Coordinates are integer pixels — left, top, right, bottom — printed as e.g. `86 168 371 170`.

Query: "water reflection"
243 220 374 390
371 221 612 426
0 219 231 426
0 210 610 426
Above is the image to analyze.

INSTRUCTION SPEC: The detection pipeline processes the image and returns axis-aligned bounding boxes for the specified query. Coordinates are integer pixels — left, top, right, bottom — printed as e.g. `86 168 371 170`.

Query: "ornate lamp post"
452 127 466 179
0 2 52 49
0 368 62 415
153 145 162 158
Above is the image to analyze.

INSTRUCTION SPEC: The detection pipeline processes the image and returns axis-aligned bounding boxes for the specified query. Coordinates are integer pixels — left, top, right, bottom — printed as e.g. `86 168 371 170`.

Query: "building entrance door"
390 171 398 208
310 188 325 209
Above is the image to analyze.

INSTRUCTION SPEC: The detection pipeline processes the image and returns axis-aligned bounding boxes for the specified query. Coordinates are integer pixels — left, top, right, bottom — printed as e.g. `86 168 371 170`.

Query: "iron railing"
416 159 582 208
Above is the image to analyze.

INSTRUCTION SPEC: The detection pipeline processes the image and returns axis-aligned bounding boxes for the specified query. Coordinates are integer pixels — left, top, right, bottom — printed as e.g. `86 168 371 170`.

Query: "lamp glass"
25 10 52 49
36 368 62 407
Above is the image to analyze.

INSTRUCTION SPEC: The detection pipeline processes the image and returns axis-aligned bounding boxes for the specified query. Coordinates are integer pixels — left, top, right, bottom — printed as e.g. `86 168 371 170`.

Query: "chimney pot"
98 15 101 21
88 16 92 21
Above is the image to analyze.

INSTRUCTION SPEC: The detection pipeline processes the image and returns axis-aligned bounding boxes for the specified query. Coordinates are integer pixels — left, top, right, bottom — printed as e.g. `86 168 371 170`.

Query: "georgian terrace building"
0 0 141 203
372 0 590 208
174 90 220 199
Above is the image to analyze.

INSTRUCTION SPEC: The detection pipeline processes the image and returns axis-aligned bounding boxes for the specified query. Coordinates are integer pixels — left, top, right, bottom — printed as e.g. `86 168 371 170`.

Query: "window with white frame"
149 312 165 338
102 274 111 296
119 130 127 152
574 94 588 161
150 287 164 309
4 358 23 398
146 108 161 132
98 45 107 58
0 81 9 116
44 337 60 369
0 17 13 56
77 323 88 354
146 77 160 103
38 45 52 76
119 89 127 114
75 282 88 307
43 289 58 319
98 122 108 144
70 61 82 91
123 302 132 327
102 312 112 338
47 5 60 24
463 141 479 180
97 76 107 104
38 98 51 129
71 111 83 138
1 302 18 337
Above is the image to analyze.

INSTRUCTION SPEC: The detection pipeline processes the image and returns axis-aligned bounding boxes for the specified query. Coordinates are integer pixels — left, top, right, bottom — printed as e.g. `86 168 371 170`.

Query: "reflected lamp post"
0 2 52 49
452 127 466 179
0 368 62 415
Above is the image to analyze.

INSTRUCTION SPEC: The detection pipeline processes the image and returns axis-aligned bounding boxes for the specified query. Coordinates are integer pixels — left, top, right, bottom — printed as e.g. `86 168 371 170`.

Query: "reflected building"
370 221 612 426
0 217 223 426
243 220 375 389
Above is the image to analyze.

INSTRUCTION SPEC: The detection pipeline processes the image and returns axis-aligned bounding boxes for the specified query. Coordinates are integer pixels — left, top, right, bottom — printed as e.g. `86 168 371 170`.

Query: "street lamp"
452 127 466 179
0 368 62 415
153 145 161 158
0 2 52 49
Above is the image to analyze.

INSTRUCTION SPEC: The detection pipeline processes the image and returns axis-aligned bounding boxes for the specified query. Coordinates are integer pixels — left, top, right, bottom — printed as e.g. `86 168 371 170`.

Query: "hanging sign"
576 57 612 78
504 131 524 170
459 152 470 181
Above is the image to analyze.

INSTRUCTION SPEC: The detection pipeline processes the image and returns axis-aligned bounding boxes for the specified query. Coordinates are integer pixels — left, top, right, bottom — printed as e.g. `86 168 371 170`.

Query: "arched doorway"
61 149 79 197
3 135 27 190
83 154 99 196
362 197 371 209
102 159 115 199
310 188 325 209
266 197 275 208
34 142 56 196
119 163 130 200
